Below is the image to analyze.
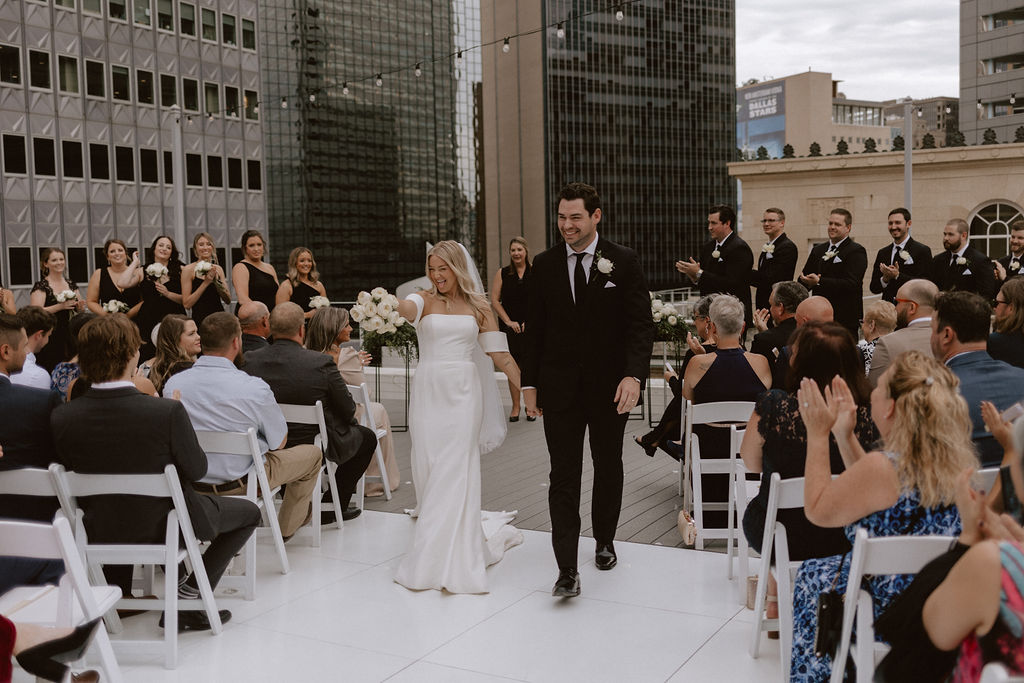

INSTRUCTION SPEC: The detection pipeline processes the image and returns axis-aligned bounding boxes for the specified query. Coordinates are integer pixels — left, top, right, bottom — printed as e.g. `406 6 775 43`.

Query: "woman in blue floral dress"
790 350 977 681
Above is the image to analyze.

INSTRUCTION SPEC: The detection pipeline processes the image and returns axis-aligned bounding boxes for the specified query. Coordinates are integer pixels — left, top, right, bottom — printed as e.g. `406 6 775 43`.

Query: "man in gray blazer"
867 279 938 388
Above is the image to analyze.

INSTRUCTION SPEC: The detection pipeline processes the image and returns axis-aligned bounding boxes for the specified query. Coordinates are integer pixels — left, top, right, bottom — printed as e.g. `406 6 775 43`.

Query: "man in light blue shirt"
10 306 55 391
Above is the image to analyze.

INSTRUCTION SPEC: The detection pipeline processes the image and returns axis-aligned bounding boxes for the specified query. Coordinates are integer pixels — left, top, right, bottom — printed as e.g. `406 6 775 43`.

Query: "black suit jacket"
523 237 654 412
801 237 868 333
697 231 754 324
749 233 798 310
929 246 997 300
241 333 269 355
998 253 1024 282
751 317 797 369
869 237 932 302
0 375 62 522
242 340 360 464
50 387 221 542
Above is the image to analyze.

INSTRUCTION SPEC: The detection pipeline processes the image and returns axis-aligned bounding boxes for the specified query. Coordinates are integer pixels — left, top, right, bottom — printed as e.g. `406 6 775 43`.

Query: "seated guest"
0 313 62 522
750 280 808 369
741 322 878 628
988 277 1024 369
163 313 322 541
857 299 897 375
771 295 834 388
238 301 270 355
635 294 718 458
931 291 1024 467
790 352 972 681
10 307 56 390
867 278 937 387
51 314 260 630
243 303 375 521
144 314 200 395
305 306 399 497
49 312 96 402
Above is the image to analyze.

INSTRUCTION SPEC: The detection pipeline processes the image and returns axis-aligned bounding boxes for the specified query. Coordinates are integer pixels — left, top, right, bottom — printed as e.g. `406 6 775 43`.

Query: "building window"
111 65 130 101
115 145 134 182
58 56 78 93
222 14 236 46
179 2 194 35
89 143 109 180
29 50 50 89
66 247 89 284
33 138 56 176
139 148 158 183
246 159 261 190
0 45 20 85
109 0 127 21
133 0 150 25
183 78 198 111
160 74 175 107
204 82 218 115
244 89 258 120
157 0 173 31
207 155 222 187
185 153 202 186
2 135 27 174
224 86 239 117
970 201 1024 258
242 19 255 50
85 60 104 97
201 8 216 41
82 0 101 14
62 140 83 178
227 157 242 188
163 150 172 183
55 0 76 8
8 247 33 287
136 69 154 104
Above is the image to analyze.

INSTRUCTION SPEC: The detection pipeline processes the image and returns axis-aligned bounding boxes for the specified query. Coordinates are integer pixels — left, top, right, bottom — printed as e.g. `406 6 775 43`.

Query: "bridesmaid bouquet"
352 287 418 363
193 260 213 278
55 290 78 303
103 299 129 313
145 263 169 279
309 295 331 309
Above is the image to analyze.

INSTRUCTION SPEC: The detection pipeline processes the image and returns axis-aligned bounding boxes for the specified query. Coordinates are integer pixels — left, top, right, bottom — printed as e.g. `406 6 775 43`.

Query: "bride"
393 241 524 594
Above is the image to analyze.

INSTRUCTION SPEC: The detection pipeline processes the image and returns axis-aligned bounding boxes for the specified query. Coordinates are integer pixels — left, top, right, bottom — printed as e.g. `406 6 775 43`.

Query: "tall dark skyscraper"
259 0 484 299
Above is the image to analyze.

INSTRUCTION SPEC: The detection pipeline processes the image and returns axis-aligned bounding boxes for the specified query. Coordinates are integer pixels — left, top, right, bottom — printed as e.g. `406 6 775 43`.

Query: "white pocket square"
604 281 616 288
962 268 973 275
833 256 843 263
904 257 914 265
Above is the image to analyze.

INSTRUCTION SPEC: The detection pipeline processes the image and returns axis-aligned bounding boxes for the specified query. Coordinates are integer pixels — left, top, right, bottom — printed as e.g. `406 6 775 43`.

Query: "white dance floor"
16 510 782 682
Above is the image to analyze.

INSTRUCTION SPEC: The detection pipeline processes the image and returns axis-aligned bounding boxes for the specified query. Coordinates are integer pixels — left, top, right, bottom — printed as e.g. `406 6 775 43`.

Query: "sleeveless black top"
692 347 765 404
235 261 278 314
30 278 78 372
289 280 322 313
98 267 140 309
189 275 226 328
498 265 530 330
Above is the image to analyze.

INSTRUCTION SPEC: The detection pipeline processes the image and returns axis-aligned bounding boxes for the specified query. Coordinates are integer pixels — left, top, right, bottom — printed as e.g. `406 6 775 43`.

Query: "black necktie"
949 254 956 267
574 252 588 306
890 246 898 265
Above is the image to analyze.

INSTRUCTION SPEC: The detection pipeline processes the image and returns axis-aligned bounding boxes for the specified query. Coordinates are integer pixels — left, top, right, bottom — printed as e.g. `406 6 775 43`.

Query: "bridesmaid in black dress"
30 247 86 372
181 232 230 328
231 230 279 315
117 235 186 362
276 246 327 319
86 239 142 319
490 236 531 421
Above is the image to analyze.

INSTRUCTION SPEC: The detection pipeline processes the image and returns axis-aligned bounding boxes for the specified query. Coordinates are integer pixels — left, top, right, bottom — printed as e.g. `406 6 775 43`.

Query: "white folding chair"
831 528 956 683
278 400 342 542
729 425 761 587
51 463 223 670
978 466 1000 493
348 381 392 506
981 663 1024 683
683 400 756 549
0 516 124 683
194 428 290 601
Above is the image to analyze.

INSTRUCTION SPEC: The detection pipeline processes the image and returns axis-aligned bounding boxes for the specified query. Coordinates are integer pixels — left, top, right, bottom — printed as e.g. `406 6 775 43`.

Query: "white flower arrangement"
762 243 775 254
103 299 129 313
956 256 968 266
55 290 78 303
899 249 911 261
193 260 213 278
711 249 721 259
145 263 169 279
1012 260 1021 271
309 295 331 309
668 315 678 326
353 287 417 363
823 249 837 261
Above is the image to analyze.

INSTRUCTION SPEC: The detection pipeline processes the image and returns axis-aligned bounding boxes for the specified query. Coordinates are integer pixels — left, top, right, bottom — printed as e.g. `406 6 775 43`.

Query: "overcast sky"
735 0 960 101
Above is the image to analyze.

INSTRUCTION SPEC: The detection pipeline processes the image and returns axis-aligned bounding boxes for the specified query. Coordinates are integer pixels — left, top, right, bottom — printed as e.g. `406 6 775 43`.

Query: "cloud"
736 0 959 101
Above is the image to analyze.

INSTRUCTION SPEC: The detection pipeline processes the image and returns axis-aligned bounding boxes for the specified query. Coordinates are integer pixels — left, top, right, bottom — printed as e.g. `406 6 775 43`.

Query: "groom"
523 182 654 598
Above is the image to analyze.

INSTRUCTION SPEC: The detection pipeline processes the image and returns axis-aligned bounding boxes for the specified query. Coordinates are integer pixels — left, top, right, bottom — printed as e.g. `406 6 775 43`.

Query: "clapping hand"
827 376 858 441
798 272 820 288
879 261 899 283
686 331 705 355
995 261 1008 282
797 377 837 440
674 258 700 282
357 350 373 366
753 308 770 333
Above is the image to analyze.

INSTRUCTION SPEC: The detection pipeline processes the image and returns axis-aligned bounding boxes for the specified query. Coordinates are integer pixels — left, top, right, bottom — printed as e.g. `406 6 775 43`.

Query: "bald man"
867 279 938 387
238 301 270 354
772 296 835 388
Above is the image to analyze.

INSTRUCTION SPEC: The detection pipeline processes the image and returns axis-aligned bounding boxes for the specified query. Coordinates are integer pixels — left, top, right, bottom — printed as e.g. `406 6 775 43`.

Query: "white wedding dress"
394 293 523 594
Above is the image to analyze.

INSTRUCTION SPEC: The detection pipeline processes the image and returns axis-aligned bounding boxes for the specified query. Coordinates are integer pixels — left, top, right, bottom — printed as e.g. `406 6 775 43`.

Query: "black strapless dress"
189 275 226 328
234 262 278 314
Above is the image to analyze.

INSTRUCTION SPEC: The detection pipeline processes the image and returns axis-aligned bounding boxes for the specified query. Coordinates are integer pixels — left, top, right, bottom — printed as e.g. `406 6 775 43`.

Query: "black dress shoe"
552 568 580 598
595 543 617 570
159 609 232 632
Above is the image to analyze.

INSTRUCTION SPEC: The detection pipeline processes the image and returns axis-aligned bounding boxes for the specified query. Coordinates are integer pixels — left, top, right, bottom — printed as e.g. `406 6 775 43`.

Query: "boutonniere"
711 249 721 259
595 251 614 275
761 243 775 254
1012 259 1021 271
899 249 910 261
823 249 837 261
956 256 967 266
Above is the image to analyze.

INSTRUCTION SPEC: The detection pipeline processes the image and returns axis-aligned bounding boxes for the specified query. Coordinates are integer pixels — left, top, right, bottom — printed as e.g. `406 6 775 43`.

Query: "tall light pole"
169 105 186 252
902 97 913 213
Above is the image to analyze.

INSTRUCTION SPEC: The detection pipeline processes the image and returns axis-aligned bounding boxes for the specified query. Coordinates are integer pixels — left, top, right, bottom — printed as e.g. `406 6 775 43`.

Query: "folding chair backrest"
689 400 756 426
0 467 59 497
278 401 328 453
978 467 1000 494
194 427 262 460
347 383 378 432
0 517 64 560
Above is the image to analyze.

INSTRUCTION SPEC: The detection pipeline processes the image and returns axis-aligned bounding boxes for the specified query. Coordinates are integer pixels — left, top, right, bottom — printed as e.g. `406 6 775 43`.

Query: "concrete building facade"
960 0 1024 144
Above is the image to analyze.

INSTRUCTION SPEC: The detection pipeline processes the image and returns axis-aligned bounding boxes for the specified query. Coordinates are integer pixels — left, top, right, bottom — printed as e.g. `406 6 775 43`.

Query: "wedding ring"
803 402 809 407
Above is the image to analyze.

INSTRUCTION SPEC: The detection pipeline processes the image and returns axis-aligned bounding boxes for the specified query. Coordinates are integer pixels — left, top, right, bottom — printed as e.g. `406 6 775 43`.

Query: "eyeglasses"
995 299 1009 306
894 297 917 306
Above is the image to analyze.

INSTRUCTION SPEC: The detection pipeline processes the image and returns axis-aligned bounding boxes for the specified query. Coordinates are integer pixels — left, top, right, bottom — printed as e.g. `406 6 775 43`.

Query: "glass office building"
259 0 483 300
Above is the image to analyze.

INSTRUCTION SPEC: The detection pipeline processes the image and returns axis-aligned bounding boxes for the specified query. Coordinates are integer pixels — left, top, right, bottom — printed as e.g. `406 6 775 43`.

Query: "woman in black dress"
181 232 230 328
276 246 327 319
231 230 278 315
490 237 531 421
29 247 86 372
85 239 141 319
117 235 186 362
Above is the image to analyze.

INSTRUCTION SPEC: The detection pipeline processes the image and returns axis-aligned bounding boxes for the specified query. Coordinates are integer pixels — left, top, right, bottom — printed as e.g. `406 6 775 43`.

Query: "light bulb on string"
615 7 624 21
207 112 214 121
281 97 288 109
309 93 316 103
556 22 565 39
502 37 510 53
375 73 383 87
1012 93 1017 105
455 50 463 68
414 63 422 77
342 82 349 95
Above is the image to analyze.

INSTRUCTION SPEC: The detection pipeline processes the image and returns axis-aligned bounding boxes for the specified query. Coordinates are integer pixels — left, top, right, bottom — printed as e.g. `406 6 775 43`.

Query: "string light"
556 22 565 39
455 51 463 68
615 6 624 20
375 73 383 87
308 93 316 103
414 63 422 77
1012 93 1017 105
342 82 349 95
281 97 288 109
502 37 510 53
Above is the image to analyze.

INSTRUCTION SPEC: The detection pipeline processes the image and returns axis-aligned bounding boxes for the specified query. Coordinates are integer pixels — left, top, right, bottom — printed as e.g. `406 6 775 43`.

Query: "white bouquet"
193 260 213 278
103 299 129 313
650 294 689 349
309 295 331 309
145 263 169 279
55 290 78 303
352 287 417 362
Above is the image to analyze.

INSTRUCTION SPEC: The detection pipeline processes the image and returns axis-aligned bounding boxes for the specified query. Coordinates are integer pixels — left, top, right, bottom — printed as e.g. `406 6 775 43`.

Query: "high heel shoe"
15 618 102 682
633 436 658 458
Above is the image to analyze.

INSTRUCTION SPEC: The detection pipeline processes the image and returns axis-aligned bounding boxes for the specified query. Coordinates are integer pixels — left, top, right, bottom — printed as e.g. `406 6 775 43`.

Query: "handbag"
814 551 849 659
677 509 697 546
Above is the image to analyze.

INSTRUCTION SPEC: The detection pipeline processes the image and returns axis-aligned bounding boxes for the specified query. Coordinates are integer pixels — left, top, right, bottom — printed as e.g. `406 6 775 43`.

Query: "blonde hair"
883 350 978 507
864 300 897 334
191 232 219 264
426 241 490 326
286 247 319 287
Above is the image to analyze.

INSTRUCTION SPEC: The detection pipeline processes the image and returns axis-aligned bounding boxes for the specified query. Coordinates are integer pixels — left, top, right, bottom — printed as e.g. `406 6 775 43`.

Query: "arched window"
969 201 1024 258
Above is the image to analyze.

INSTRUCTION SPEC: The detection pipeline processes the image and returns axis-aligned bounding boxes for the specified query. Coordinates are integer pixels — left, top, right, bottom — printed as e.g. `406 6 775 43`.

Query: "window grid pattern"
970 201 1024 258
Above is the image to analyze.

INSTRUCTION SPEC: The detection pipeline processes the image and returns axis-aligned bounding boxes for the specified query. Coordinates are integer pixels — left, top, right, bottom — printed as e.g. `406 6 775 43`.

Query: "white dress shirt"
10 352 52 391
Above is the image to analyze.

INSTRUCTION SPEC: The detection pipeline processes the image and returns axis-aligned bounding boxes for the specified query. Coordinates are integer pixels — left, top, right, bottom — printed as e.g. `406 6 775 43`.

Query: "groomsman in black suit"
675 205 754 330
868 208 932 303
748 207 798 311
797 208 868 336
523 183 654 598
995 219 1024 283
928 218 997 300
